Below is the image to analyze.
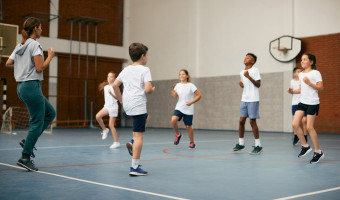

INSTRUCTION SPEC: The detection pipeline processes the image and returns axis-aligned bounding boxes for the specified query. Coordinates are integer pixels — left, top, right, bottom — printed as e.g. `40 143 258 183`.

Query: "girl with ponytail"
290 53 325 164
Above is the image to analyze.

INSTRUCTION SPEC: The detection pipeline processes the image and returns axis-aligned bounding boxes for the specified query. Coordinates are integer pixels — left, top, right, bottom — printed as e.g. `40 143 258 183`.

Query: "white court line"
274 187 340 200
0 138 281 151
0 162 190 200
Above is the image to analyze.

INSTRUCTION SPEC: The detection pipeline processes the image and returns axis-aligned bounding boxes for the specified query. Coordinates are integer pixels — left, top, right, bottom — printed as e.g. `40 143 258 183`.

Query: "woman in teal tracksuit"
6 17 56 171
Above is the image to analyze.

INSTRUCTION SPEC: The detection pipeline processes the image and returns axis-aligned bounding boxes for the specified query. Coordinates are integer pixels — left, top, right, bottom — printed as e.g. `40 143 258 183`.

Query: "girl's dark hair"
21 17 41 44
303 53 317 70
98 71 116 93
180 69 190 82
129 42 148 62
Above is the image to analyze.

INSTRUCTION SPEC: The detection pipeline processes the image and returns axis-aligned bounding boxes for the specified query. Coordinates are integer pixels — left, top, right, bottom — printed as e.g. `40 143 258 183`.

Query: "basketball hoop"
269 35 302 63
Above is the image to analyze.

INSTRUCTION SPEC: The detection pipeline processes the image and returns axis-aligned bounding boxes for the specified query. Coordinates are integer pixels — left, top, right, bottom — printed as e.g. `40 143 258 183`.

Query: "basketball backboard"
269 35 302 63
0 23 18 58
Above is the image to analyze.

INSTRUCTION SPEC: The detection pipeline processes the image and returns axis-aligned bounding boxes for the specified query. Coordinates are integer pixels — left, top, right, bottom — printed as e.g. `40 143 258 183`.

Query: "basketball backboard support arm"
23 12 60 22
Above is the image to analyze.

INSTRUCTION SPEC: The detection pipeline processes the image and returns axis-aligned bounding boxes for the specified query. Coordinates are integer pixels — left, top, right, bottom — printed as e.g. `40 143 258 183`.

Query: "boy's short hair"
129 42 148 62
247 53 257 64
293 67 301 73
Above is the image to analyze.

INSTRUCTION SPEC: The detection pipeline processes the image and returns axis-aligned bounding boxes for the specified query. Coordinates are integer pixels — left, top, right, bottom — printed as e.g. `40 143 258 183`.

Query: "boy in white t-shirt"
290 53 324 164
113 43 155 176
286 67 307 145
171 69 202 149
233 53 263 154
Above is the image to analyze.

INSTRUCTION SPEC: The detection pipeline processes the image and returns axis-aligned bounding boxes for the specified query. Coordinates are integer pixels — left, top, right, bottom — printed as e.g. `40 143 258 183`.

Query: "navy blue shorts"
132 113 148 132
292 105 298 115
173 110 193 126
296 103 319 116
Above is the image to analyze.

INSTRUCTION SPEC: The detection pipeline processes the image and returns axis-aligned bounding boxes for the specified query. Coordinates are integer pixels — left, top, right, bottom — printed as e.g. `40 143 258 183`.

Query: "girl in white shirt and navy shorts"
171 69 201 149
290 53 324 164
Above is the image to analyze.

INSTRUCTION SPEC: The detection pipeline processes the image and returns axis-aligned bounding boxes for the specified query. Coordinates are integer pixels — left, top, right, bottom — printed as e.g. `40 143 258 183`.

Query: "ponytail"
21 17 41 44
98 80 108 93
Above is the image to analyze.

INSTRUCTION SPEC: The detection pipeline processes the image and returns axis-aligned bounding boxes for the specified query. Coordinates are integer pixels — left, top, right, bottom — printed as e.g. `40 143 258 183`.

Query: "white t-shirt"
299 70 322 105
290 79 300 105
174 82 197 115
116 65 152 116
240 66 261 102
103 85 118 109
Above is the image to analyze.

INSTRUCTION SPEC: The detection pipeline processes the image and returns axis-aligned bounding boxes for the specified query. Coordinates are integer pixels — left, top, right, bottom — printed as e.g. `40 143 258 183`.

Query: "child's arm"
171 83 178 98
108 90 117 99
289 86 301 94
5 59 14 68
303 77 324 91
239 80 244 88
186 90 202 106
145 81 155 94
244 71 261 88
112 80 122 104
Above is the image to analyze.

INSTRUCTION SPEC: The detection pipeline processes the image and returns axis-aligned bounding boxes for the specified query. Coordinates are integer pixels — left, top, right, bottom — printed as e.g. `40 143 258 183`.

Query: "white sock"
239 138 245 146
315 149 322 154
132 159 139 169
303 144 309 148
255 139 261 147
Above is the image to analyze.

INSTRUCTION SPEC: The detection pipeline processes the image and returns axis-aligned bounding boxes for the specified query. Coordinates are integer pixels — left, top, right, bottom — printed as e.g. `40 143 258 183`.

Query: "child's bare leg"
109 117 119 142
171 116 180 136
96 109 108 130
186 125 194 143
306 115 320 151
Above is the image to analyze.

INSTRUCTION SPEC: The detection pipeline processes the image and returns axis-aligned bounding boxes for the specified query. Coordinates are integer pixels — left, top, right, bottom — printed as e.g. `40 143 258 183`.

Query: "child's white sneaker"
110 142 121 149
101 129 109 140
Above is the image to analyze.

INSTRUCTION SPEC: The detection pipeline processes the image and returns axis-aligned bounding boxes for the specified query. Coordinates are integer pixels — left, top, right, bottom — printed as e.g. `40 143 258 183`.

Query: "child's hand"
303 77 311 85
152 87 156 92
287 87 293 94
239 80 244 87
172 83 177 89
186 102 192 106
243 70 250 78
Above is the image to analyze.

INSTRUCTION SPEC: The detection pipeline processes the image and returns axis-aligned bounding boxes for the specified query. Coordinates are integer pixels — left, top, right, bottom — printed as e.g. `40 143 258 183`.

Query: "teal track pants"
17 81 56 159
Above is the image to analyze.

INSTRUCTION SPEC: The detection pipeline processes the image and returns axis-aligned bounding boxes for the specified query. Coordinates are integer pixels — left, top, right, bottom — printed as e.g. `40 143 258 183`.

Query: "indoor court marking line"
0 137 285 151
0 162 190 200
274 186 340 200
0 157 188 172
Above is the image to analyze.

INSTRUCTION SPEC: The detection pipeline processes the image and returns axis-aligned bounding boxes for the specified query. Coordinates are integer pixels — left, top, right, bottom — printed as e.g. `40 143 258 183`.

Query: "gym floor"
0 128 339 200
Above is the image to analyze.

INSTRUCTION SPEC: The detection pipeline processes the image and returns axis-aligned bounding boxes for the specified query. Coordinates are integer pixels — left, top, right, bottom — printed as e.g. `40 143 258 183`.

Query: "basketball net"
1 107 53 134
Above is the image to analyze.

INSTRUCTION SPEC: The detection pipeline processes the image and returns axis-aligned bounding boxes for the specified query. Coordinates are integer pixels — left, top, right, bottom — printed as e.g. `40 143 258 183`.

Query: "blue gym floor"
0 128 339 200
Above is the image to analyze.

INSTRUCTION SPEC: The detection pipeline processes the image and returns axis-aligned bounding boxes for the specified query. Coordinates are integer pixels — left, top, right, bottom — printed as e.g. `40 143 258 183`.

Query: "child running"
96 71 120 149
233 53 263 154
113 42 155 176
171 69 202 149
290 53 324 164
286 67 308 145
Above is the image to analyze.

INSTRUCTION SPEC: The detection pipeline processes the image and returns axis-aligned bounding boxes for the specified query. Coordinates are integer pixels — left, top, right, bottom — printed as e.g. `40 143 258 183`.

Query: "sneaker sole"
310 154 325 164
233 148 245 152
110 145 120 149
16 162 38 172
129 172 147 176
298 148 312 157
126 143 133 156
249 149 263 155
188 147 196 150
